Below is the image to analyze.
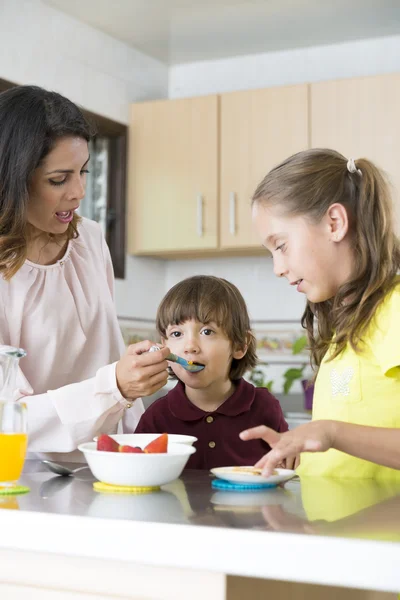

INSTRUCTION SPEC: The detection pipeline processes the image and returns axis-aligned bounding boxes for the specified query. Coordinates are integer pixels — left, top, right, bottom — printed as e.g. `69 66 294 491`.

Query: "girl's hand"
239 420 336 476
116 341 170 400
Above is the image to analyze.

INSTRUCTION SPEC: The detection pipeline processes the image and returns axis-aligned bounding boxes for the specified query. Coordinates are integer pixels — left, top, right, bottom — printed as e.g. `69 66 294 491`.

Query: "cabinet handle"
197 194 204 237
229 192 236 235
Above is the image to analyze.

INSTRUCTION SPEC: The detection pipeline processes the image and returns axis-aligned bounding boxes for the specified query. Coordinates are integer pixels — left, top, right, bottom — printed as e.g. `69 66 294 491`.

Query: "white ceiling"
44 0 400 65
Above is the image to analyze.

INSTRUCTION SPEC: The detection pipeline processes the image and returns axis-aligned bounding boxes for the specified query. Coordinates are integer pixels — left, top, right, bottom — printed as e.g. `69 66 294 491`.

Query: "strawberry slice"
97 434 120 452
119 445 144 453
143 433 168 454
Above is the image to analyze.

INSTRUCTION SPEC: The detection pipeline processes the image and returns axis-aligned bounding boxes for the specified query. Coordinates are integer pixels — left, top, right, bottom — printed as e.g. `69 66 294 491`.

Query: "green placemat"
0 485 30 496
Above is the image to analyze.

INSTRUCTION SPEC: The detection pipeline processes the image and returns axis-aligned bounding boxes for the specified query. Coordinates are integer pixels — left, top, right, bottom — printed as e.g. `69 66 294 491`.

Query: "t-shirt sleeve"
369 285 400 377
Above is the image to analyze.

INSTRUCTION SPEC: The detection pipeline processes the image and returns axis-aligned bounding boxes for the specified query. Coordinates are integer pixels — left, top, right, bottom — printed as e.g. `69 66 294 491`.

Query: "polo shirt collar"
168 378 256 421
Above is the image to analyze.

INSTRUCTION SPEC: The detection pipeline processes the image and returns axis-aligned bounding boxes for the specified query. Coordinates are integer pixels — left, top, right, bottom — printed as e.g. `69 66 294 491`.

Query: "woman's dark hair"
0 85 94 279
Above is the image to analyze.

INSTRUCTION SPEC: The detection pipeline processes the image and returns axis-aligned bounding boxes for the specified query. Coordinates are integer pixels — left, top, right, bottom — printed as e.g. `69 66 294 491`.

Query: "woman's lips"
55 210 74 224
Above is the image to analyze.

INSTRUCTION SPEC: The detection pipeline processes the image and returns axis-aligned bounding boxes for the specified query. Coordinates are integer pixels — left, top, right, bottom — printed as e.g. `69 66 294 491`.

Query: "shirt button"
209 441 216 449
206 416 214 423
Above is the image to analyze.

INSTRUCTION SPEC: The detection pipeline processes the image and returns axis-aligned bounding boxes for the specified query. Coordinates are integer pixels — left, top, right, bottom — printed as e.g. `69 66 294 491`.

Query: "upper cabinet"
128 96 219 255
128 73 400 257
311 73 400 232
219 85 309 249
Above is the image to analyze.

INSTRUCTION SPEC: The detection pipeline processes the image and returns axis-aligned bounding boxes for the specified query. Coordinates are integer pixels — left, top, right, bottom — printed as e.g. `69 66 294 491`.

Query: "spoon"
42 460 89 477
149 345 205 372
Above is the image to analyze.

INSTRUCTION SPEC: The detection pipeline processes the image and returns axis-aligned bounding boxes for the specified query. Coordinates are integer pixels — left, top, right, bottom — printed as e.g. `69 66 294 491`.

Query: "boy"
135 275 288 469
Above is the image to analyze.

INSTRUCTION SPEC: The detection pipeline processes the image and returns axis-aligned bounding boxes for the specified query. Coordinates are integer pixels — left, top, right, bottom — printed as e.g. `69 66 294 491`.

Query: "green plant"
248 334 309 394
282 334 308 394
248 367 274 391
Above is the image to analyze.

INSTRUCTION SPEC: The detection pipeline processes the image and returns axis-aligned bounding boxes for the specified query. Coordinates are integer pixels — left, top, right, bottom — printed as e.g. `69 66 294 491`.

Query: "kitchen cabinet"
311 73 400 233
128 96 219 255
219 84 309 249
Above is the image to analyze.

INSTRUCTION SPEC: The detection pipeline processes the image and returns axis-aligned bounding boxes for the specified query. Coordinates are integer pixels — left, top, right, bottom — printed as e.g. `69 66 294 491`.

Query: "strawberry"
143 433 168 454
97 434 120 452
119 445 144 453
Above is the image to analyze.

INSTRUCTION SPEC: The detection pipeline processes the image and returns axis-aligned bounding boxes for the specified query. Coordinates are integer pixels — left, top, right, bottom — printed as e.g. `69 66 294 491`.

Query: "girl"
240 148 400 478
135 275 288 469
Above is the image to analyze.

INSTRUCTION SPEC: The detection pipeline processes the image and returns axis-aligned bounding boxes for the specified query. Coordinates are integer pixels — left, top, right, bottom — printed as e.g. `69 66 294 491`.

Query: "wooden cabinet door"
128 96 218 255
220 85 309 249
311 74 400 233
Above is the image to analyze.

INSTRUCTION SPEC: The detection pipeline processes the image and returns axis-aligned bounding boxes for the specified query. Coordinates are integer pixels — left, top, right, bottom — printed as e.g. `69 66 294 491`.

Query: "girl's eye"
275 243 286 252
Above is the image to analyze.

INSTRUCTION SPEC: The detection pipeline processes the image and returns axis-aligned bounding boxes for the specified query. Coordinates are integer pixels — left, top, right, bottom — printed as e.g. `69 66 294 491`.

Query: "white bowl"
78 441 196 487
93 433 197 448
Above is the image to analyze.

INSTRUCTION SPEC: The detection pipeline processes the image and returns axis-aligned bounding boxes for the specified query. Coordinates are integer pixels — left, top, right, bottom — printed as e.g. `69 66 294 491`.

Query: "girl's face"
27 136 89 235
252 201 355 303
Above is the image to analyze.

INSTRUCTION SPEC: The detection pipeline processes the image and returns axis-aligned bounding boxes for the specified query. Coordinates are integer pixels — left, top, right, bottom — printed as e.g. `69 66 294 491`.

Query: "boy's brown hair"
156 275 257 380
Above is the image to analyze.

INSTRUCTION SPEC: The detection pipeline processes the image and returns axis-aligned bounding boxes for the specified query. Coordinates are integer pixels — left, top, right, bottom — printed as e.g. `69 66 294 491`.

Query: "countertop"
0 463 400 593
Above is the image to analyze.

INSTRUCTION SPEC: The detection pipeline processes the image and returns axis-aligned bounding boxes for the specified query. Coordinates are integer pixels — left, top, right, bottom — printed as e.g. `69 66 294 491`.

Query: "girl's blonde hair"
156 275 257 380
252 148 400 370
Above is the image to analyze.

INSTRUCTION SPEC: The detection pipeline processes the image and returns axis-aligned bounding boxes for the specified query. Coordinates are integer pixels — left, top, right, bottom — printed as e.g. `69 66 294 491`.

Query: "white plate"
210 466 296 485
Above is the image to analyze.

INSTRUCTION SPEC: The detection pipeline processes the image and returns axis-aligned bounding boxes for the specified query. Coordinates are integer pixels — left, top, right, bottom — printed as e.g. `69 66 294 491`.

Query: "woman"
0 85 169 462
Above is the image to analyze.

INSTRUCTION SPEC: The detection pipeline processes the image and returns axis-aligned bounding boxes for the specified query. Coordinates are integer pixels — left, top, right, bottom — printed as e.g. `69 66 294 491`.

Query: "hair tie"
347 158 362 176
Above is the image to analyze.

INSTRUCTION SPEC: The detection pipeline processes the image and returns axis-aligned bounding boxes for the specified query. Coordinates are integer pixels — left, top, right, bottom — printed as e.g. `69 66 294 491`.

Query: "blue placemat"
211 479 277 491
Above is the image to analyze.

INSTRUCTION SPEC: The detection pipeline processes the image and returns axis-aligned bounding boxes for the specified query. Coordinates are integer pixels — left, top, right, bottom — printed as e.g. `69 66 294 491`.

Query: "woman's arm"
240 420 400 476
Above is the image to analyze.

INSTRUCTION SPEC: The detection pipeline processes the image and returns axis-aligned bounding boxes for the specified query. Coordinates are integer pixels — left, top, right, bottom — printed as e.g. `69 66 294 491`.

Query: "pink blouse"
0 217 144 462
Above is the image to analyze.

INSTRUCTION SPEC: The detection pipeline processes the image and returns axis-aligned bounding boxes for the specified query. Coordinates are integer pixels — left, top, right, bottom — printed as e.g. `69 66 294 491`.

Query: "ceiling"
44 0 400 65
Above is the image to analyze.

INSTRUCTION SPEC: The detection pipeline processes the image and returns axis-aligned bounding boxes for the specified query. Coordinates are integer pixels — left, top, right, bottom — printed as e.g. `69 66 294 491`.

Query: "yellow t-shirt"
298 280 400 479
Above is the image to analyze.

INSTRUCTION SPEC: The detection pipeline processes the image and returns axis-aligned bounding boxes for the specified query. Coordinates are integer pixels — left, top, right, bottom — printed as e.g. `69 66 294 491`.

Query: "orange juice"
0 433 27 483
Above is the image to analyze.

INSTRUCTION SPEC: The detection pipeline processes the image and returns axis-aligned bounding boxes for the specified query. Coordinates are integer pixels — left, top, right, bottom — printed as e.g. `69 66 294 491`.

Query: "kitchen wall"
0 0 169 320
169 34 400 98
0 0 168 124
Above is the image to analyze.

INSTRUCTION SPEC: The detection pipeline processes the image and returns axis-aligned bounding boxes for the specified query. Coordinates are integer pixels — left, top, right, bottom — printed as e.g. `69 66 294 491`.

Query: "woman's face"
27 136 89 235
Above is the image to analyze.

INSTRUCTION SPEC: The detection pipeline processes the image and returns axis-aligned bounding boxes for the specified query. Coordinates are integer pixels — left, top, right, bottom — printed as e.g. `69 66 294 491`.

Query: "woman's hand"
116 341 170 400
239 420 336 476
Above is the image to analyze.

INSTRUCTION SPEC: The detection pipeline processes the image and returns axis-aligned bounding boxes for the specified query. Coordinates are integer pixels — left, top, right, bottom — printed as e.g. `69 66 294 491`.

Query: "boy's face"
163 319 246 390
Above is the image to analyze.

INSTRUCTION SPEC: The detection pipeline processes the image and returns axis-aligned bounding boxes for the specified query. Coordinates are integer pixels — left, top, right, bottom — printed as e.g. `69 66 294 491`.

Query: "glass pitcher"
0 345 27 488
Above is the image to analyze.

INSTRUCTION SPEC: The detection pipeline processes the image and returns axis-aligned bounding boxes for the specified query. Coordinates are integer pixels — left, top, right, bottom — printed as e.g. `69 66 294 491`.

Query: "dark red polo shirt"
134 378 288 470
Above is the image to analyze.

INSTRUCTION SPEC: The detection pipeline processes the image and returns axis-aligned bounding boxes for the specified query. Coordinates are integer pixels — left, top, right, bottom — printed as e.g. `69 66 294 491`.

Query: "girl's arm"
240 420 400 476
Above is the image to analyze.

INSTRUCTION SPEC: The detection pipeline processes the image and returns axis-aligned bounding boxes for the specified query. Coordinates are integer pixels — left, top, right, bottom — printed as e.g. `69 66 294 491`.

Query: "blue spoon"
149 345 205 372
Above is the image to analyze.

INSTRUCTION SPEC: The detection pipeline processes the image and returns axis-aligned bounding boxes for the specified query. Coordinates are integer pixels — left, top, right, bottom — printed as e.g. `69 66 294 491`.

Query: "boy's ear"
232 343 248 361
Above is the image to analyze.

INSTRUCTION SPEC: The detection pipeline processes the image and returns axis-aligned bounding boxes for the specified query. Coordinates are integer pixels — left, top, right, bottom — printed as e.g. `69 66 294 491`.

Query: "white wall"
169 34 400 98
0 0 169 320
165 256 306 322
0 0 168 124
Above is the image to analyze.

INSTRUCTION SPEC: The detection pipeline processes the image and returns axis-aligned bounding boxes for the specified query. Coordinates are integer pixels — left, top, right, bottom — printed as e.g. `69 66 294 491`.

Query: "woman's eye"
275 243 286 252
81 169 89 176
49 178 67 187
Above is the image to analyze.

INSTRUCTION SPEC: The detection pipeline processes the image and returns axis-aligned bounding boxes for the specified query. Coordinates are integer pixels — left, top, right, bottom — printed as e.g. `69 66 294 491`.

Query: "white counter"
0 466 399 600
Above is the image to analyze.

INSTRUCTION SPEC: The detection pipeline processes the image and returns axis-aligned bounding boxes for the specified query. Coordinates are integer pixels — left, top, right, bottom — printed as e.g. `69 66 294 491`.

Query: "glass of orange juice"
0 345 27 488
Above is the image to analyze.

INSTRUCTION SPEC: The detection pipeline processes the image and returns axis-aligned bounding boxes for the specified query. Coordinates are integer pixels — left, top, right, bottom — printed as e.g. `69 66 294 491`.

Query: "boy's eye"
201 328 214 336
170 331 181 338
